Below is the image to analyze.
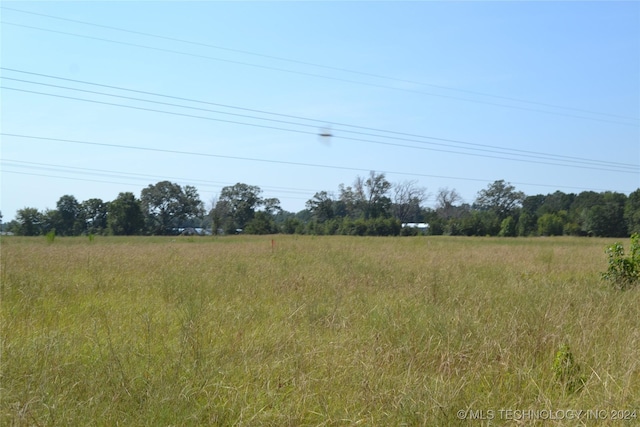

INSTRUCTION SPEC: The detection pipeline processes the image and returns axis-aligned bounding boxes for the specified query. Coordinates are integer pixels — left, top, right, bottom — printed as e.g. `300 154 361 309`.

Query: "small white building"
401 222 429 230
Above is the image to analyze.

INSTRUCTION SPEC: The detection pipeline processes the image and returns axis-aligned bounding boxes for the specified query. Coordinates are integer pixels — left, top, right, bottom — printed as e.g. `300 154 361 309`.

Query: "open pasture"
1 235 639 425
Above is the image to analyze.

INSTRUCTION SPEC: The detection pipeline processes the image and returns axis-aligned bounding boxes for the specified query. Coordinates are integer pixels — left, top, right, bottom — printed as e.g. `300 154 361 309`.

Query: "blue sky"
1 1 639 221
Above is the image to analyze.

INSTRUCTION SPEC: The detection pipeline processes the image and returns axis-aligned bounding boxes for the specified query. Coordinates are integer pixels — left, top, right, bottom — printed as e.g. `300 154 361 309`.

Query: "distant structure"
402 222 429 231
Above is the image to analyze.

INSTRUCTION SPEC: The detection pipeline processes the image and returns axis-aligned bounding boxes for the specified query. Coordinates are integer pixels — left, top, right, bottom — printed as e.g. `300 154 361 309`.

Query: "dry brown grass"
1 235 639 425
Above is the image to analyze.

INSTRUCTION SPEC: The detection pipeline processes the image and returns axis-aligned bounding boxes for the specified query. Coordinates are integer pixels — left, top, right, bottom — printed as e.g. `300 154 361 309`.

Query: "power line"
1 133 625 193
1 159 316 195
4 68 638 171
0 170 311 202
2 84 637 174
3 5 637 123
3 20 638 127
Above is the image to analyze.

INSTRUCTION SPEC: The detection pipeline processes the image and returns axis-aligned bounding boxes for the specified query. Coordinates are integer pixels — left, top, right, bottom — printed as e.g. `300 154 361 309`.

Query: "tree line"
4 173 640 237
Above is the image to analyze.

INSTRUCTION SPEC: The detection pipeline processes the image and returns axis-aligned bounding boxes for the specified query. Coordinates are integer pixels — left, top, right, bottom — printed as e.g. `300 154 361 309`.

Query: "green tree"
338 182 365 219
518 194 545 236
580 192 627 237
499 216 517 237
282 217 302 234
625 189 640 235
306 191 335 223
81 198 109 235
262 198 282 216
215 183 263 232
571 191 603 213
460 210 498 236
363 171 392 219
15 207 44 236
108 192 145 235
475 180 524 222
141 181 204 235
245 211 278 234
41 209 61 235
538 191 575 216
537 212 565 236
5 220 20 234
56 195 81 236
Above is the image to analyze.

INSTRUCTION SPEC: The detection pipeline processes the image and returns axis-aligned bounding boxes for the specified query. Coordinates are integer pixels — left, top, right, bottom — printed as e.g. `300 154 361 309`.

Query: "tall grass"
1 236 639 425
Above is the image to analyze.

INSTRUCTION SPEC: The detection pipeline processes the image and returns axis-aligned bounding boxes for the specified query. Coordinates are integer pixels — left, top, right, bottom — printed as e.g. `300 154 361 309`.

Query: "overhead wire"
2 83 637 174
1 159 316 196
3 5 638 123
3 68 638 171
1 170 311 204
0 133 626 194
2 8 638 203
2 20 638 127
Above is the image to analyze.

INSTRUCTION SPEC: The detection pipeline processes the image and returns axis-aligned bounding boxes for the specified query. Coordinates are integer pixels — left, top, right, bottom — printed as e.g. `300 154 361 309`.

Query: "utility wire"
0 170 310 201
3 20 638 127
2 84 637 174
3 68 638 171
1 159 316 195
3 5 638 123
0 133 624 193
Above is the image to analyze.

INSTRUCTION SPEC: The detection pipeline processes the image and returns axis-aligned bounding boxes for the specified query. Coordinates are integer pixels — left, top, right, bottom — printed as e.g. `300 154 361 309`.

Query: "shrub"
601 233 640 290
552 344 585 394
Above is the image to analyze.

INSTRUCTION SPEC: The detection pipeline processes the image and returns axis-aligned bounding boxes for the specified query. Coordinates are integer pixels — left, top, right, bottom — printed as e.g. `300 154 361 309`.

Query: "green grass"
1 235 639 425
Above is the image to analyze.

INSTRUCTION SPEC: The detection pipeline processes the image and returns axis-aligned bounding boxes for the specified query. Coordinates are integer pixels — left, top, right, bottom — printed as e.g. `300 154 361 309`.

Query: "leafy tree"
538 191 575 216
273 209 295 227
499 216 517 237
537 212 565 236
459 210 497 236
262 198 282 216
571 191 604 213
366 217 401 236
602 233 640 290
363 171 392 219
306 191 335 223
340 217 368 236
215 183 263 232
338 182 365 219
56 195 81 236
517 194 545 236
295 209 312 223
208 195 227 235
15 207 44 236
282 217 303 234
79 198 109 235
602 192 628 237
580 192 627 237
108 192 145 235
4 220 20 234
474 180 524 222
334 174 394 220
245 211 278 234
141 181 204 235
42 209 61 235
625 189 640 235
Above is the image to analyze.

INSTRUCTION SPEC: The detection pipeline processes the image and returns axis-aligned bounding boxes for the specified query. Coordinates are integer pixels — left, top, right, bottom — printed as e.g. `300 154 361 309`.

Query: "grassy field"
1 235 639 426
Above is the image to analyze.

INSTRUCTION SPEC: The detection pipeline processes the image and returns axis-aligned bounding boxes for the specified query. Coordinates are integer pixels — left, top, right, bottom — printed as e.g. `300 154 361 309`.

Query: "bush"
552 344 585 394
601 233 640 290
45 230 56 243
